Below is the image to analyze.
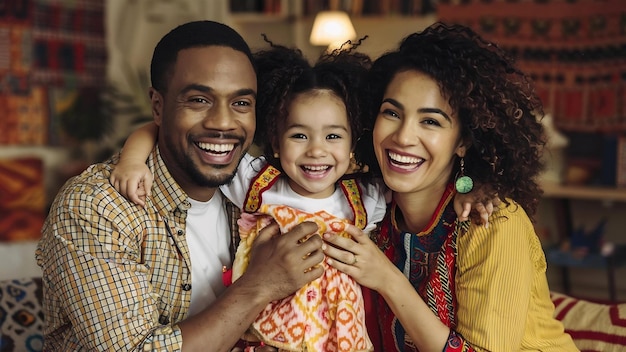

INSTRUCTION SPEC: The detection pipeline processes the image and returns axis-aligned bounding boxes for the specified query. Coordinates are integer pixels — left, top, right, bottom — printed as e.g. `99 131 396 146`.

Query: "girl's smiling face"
373 70 466 196
274 90 353 199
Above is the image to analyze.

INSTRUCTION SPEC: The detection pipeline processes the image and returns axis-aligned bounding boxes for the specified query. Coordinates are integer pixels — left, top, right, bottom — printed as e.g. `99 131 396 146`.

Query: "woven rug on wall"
0 0 106 146
438 0 626 133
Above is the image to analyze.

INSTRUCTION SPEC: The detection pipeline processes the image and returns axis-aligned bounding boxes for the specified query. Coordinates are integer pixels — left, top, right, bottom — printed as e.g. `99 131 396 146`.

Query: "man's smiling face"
153 45 257 200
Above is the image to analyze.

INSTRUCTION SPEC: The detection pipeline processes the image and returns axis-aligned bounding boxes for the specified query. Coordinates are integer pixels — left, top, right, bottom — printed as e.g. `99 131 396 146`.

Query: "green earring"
455 157 474 194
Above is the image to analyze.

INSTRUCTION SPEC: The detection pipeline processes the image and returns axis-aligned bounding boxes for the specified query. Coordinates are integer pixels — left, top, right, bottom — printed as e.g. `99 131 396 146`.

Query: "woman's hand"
325 225 453 351
110 158 153 207
322 224 397 293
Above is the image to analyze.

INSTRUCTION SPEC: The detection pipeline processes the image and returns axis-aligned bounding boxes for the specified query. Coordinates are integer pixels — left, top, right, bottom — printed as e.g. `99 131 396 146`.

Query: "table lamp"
309 11 357 51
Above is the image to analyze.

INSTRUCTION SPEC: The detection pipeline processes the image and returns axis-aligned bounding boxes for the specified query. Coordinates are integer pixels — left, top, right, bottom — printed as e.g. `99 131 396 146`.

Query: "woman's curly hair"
253 36 372 171
356 22 546 218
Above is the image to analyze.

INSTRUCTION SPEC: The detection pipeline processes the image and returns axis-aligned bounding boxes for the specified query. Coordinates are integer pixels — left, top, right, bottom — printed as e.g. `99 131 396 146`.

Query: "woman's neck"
392 184 448 234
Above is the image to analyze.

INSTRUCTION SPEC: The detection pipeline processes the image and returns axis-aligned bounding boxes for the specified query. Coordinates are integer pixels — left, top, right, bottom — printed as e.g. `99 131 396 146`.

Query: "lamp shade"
309 11 357 49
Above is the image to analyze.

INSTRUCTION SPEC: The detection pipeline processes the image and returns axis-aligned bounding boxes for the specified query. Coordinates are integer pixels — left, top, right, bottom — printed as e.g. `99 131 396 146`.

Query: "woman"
322 23 579 351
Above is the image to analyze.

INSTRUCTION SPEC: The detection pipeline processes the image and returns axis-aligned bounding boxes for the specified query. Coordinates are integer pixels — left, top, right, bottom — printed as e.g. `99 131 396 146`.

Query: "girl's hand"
110 158 153 207
322 224 397 293
454 191 501 228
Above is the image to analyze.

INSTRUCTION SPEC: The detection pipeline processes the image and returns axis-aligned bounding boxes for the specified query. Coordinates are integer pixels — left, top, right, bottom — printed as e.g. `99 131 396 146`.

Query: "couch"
0 277 624 352
0 278 43 352
551 291 626 351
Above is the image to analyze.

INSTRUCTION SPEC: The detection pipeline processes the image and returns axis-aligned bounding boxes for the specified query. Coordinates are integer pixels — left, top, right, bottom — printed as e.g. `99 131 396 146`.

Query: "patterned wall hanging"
0 0 106 146
438 0 626 133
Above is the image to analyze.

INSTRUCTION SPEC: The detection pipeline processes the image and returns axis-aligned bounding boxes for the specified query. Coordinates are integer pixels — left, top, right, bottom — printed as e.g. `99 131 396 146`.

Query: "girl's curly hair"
253 36 371 171
356 22 546 218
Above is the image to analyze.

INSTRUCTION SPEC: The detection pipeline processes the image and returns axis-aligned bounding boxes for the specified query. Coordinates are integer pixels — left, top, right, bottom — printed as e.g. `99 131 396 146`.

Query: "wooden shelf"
540 181 626 302
541 182 626 202
229 13 293 23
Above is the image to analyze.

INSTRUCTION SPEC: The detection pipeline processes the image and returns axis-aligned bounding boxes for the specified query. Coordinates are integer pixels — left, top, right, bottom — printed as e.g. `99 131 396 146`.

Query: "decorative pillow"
551 291 626 352
0 278 43 352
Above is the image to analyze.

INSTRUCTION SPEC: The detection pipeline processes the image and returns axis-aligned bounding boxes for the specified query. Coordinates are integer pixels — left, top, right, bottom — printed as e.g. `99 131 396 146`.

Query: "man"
36 20 324 351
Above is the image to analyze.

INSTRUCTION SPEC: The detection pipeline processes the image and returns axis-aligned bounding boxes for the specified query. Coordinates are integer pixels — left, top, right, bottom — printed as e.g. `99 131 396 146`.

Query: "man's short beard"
183 149 247 188
188 162 238 188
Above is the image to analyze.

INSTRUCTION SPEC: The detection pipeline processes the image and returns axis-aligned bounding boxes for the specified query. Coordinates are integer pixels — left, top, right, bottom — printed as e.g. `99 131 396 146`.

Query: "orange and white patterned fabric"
232 204 373 352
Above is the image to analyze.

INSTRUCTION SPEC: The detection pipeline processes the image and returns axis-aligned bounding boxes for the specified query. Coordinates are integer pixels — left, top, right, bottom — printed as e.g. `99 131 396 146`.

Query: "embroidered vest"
243 163 367 229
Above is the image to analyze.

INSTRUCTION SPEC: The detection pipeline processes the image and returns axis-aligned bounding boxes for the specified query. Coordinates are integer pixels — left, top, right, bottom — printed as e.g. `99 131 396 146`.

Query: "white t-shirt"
220 153 387 232
186 191 231 317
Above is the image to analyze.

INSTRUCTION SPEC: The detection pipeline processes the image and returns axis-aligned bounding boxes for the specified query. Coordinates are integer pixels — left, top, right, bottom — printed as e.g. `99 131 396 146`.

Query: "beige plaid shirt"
36 147 240 351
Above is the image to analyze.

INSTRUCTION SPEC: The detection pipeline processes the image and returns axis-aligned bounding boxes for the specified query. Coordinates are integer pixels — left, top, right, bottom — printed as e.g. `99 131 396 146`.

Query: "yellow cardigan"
455 201 579 351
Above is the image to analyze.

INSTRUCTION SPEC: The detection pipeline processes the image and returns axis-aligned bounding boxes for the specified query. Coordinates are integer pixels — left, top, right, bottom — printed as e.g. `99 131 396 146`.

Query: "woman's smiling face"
373 70 466 195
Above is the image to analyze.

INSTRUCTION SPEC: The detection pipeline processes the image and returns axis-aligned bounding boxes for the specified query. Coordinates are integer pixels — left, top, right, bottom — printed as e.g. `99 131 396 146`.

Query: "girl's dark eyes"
288 133 344 140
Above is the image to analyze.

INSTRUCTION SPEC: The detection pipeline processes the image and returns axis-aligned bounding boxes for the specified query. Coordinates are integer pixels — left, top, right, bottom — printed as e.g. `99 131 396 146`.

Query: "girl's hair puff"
254 36 371 171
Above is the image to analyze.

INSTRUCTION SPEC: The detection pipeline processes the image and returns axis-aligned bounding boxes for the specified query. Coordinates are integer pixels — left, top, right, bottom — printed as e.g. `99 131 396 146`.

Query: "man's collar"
147 146 190 217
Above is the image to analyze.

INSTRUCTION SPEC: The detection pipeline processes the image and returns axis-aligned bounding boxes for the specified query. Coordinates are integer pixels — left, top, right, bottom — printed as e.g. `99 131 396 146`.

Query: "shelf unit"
228 0 294 21
223 0 437 61
542 182 626 203
541 182 626 302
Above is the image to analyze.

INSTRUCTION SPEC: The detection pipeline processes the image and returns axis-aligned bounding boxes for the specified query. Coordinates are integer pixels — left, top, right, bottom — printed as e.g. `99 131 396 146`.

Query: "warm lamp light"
309 11 357 50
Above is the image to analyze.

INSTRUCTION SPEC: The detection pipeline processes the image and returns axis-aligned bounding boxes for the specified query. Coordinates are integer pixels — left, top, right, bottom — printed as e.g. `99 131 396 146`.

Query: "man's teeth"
389 151 422 164
303 165 330 171
197 142 234 153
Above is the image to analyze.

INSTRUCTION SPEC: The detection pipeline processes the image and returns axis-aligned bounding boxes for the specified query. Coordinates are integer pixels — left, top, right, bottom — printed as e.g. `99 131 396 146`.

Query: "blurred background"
1 0 625 302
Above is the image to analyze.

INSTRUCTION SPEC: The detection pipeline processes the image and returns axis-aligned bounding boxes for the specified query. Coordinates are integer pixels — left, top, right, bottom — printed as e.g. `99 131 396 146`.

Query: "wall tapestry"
438 0 626 133
0 0 106 146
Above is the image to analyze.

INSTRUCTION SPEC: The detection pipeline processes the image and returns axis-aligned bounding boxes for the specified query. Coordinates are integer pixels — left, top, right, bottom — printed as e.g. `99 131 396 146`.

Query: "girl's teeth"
303 165 329 172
